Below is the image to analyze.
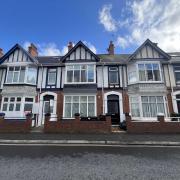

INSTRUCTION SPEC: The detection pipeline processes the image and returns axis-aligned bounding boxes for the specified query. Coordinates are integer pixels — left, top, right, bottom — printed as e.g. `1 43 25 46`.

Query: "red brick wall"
44 115 111 133
167 91 174 114
0 117 32 133
126 115 180 133
97 90 103 116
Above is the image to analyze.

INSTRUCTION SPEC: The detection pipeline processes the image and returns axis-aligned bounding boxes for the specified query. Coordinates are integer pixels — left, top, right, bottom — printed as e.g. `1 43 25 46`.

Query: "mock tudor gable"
128 39 171 61
62 41 100 62
0 44 38 65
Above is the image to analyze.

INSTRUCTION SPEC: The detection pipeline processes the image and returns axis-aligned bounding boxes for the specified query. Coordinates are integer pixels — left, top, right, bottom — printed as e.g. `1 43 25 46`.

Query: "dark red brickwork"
126 115 180 134
44 115 111 133
0 116 32 133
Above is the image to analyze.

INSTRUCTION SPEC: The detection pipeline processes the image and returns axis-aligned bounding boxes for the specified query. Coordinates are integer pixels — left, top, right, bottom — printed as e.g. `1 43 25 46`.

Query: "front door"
107 95 120 125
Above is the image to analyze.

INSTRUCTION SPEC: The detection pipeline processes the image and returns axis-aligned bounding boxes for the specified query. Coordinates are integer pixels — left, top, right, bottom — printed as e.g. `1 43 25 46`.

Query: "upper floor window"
174 66 180 84
108 67 119 84
47 68 57 85
138 63 161 82
66 64 95 83
6 66 37 85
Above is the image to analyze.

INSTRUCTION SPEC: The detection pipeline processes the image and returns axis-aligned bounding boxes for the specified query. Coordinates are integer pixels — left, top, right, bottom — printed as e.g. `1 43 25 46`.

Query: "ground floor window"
1 96 34 115
130 95 167 118
64 95 96 118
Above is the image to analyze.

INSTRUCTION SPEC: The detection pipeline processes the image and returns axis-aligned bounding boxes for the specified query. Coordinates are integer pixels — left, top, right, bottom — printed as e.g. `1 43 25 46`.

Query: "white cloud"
99 4 117 32
23 42 68 56
83 41 97 53
100 0 180 52
23 41 97 55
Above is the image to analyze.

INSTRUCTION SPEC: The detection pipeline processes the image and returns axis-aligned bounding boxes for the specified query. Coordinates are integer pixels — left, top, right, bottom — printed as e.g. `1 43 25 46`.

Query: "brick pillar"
167 92 174 114
123 91 130 113
97 90 103 116
157 114 165 123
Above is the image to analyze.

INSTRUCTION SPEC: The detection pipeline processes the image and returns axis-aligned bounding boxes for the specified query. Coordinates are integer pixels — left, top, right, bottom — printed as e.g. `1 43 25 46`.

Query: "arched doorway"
104 91 124 125
38 92 57 126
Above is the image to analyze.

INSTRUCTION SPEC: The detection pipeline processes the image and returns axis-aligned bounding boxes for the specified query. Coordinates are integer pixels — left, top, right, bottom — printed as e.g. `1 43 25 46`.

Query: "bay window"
66 65 95 83
138 63 161 82
6 66 37 85
64 95 96 118
129 96 166 118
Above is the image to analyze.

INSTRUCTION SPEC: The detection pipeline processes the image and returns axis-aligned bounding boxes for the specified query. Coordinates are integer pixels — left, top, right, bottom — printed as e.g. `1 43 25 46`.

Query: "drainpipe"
100 59 105 115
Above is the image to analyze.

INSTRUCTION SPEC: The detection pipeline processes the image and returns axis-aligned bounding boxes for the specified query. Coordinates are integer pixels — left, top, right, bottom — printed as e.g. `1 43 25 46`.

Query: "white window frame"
65 63 96 84
108 67 119 85
174 66 180 85
136 61 163 83
129 95 168 121
1 96 35 118
63 94 97 119
47 68 57 85
5 66 37 85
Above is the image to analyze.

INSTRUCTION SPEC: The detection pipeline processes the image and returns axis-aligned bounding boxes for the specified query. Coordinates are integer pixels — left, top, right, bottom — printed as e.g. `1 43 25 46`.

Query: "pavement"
0 133 180 146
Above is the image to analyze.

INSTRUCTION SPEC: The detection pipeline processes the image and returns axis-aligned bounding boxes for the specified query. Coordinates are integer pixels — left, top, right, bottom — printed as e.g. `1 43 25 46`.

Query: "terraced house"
0 39 179 132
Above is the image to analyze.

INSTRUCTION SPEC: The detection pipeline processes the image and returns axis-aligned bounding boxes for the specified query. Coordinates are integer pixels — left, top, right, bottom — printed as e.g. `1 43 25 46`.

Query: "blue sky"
0 0 180 55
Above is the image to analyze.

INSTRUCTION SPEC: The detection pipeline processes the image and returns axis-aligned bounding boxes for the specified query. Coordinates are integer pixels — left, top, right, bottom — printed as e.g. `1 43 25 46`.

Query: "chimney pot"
28 43 38 57
107 41 114 55
68 42 73 52
0 48 4 58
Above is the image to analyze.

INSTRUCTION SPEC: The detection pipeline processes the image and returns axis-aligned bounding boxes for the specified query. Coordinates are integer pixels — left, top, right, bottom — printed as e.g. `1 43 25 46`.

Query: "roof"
36 56 62 66
97 54 130 64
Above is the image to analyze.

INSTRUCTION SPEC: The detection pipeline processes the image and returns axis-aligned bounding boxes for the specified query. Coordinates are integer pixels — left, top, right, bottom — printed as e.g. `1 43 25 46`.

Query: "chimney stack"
0 48 4 58
28 43 38 57
68 42 73 52
107 41 114 55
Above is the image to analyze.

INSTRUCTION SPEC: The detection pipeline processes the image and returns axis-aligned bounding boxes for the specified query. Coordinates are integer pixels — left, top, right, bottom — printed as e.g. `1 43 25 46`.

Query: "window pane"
72 103 79 116
142 96 148 102
27 67 37 84
24 104 33 111
6 71 13 83
10 97 15 102
81 70 87 82
80 96 87 102
138 64 146 81
131 103 140 117
88 103 95 116
145 64 153 81
153 64 160 81
88 65 94 82
4 97 8 102
73 96 79 102
19 68 25 82
9 104 14 111
2 104 7 111
48 70 56 85
15 104 21 111
80 103 87 116
65 96 71 103
13 72 19 82
25 98 33 102
64 103 71 117
74 70 80 82
67 71 73 82
142 103 150 117
88 96 95 102
109 70 118 84
17 97 21 102
175 72 180 83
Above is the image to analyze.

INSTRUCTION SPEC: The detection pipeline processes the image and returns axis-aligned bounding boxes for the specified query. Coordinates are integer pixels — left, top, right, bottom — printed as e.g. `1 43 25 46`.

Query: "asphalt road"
0 145 180 180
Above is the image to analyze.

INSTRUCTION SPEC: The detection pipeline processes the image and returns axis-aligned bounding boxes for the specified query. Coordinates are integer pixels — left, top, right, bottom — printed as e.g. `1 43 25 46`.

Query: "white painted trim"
104 91 124 122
